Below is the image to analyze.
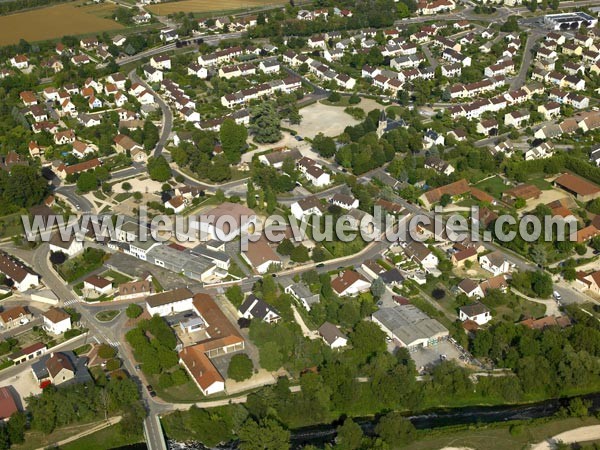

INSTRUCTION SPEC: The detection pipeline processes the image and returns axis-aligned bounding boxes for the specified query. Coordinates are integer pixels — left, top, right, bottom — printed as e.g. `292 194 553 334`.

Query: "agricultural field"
0 1 123 45
147 0 284 15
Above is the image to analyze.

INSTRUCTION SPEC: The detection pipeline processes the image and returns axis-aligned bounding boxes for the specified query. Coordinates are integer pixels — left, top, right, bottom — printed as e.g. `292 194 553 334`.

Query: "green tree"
290 244 310 263
259 341 283 371
247 180 257 209
375 412 416 446
238 418 290 450
336 418 363 450
148 155 172 182
277 238 295 256
227 354 254 381
312 133 336 158
77 171 98 192
225 285 244 307
370 277 386 299
220 118 247 164
121 181 132 191
98 344 117 359
7 411 26 444
126 304 143 319
250 103 282 144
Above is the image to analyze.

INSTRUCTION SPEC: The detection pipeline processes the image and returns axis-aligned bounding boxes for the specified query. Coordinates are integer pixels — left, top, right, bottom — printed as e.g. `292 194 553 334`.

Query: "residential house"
0 306 32 330
479 251 511 276
238 294 281 323
42 308 72 335
145 288 194 317
0 251 39 291
331 270 371 296
82 275 112 296
242 239 281 274
459 302 492 325
318 322 348 349
285 282 320 311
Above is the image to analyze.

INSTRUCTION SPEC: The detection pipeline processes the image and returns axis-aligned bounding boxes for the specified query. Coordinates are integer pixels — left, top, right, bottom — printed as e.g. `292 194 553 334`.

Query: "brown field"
147 0 284 15
0 2 123 46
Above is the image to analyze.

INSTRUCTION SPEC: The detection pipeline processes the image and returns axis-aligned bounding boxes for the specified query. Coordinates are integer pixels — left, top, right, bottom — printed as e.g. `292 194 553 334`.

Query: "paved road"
128 70 172 157
116 32 243 68
510 28 544 90
55 185 94 214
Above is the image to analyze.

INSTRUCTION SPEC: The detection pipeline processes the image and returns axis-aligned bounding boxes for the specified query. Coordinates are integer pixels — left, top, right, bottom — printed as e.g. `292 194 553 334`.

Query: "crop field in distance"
147 0 285 15
0 1 123 45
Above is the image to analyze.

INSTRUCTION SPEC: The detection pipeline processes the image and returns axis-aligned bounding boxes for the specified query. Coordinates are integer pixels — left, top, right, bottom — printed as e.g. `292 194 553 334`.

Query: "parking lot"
289 102 360 138
106 252 201 291
409 340 464 373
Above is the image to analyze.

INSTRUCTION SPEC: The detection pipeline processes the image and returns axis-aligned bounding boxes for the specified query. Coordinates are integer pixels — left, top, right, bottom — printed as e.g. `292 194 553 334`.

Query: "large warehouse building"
372 305 449 350
544 12 597 30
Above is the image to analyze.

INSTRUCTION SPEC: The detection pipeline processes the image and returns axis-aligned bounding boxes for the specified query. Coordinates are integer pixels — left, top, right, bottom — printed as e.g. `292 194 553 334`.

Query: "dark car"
294 135 303 141
316 263 325 268
146 385 153 392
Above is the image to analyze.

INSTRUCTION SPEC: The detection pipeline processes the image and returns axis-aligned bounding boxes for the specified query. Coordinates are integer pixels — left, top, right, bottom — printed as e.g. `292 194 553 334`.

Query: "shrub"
106 358 121 371
98 344 117 359
158 373 174 389
171 368 188 385
328 91 341 103
432 288 446 300
126 304 143 319
227 354 254 382
63 329 83 340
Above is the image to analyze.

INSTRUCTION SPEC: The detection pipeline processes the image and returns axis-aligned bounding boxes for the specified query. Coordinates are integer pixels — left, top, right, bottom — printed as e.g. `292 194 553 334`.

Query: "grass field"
0 1 123 46
406 416 600 450
147 0 283 15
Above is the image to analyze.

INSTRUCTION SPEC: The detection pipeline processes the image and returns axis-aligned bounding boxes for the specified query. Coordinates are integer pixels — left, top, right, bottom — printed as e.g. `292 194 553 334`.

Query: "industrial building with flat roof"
544 12 597 30
372 305 449 350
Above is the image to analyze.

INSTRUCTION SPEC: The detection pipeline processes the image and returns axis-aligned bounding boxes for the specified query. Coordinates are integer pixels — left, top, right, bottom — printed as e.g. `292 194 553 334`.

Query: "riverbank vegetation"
163 291 600 449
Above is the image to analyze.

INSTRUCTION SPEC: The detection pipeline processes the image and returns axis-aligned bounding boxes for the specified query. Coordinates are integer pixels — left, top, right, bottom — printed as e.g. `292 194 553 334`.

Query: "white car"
553 291 562 301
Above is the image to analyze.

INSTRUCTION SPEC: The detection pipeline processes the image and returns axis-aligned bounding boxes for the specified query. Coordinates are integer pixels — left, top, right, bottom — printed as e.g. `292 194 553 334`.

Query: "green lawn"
73 344 92 355
114 192 132 203
147 373 203 403
474 176 506 199
95 310 120 322
525 174 553 190
60 424 143 450
101 269 132 286
405 416 600 450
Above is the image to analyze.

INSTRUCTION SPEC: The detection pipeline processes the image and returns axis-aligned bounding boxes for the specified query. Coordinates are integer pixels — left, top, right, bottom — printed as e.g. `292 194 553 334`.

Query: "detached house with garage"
42 308 72 335
238 295 281 323
459 302 492 325
285 282 320 311
331 270 371 297
479 251 511 276
318 322 348 349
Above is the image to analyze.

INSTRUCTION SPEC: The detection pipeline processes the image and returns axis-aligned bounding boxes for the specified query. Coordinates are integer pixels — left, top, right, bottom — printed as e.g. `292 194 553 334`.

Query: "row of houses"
221 76 302 108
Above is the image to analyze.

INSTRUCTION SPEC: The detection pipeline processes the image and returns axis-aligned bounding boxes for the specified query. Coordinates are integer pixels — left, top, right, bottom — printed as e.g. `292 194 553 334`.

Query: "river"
166 392 600 450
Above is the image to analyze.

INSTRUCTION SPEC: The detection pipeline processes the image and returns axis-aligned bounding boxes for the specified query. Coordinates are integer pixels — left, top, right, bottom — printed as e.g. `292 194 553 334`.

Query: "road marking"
63 298 81 306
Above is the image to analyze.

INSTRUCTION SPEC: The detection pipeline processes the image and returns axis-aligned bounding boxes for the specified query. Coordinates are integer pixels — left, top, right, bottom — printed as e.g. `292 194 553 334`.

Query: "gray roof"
372 305 448 347
31 351 91 385
318 321 347 346
191 244 230 264
459 302 490 317
288 282 320 306
145 287 193 308
239 295 279 320
380 268 405 285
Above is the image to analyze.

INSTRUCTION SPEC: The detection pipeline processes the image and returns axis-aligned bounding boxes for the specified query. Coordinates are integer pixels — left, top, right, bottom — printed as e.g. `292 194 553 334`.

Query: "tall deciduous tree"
220 118 247 164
